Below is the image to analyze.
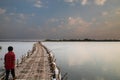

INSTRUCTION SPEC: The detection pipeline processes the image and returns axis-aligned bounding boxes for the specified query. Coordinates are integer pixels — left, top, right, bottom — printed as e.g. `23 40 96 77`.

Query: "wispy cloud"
19 13 25 19
31 13 35 16
9 13 15 16
34 0 42 8
102 11 108 16
64 0 75 3
64 0 107 6
16 13 35 24
68 17 91 27
0 0 120 39
116 8 120 15
7 13 30 24
81 0 88 5
0 8 6 14
48 18 59 23
95 0 107 6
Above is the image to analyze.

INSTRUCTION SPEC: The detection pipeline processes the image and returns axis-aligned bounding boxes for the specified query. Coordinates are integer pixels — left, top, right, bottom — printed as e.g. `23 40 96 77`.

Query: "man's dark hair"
8 46 13 51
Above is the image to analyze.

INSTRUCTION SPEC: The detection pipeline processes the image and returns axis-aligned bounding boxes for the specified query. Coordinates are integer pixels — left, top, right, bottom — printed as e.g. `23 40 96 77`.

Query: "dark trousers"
5 69 15 80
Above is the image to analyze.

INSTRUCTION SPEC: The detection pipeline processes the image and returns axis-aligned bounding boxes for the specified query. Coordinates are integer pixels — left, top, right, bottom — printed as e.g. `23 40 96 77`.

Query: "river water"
0 42 120 80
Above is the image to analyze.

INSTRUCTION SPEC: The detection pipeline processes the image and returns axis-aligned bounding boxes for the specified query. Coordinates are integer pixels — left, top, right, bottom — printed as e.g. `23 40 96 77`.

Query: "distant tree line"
45 38 120 42
0 39 120 42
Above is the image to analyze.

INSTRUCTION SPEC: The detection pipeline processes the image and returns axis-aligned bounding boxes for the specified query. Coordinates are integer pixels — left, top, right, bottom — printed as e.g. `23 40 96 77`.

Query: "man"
4 46 15 80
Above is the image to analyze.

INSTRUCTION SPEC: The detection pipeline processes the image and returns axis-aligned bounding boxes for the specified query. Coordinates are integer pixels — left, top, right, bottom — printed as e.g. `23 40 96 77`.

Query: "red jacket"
4 51 15 70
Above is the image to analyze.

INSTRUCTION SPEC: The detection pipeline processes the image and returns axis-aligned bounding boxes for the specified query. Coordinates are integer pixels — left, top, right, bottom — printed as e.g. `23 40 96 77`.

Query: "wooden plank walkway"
15 42 52 80
0 42 53 80
0 42 65 80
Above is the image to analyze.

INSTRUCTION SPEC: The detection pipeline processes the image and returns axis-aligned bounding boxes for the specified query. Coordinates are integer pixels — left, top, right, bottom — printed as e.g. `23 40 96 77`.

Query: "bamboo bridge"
0 42 64 80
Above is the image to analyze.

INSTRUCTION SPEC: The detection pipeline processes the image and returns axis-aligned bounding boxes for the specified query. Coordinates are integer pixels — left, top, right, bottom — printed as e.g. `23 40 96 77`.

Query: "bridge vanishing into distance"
0 42 67 80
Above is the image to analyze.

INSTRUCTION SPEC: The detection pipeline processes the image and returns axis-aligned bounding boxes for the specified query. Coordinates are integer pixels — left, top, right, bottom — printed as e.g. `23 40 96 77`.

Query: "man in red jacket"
4 46 15 80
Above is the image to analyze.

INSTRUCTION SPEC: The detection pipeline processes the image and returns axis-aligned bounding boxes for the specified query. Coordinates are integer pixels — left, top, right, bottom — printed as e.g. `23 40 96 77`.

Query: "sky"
0 0 120 40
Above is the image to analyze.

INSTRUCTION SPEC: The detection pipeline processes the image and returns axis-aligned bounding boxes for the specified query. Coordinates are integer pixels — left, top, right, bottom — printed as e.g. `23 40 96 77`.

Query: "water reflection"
0 42 120 80
44 42 120 80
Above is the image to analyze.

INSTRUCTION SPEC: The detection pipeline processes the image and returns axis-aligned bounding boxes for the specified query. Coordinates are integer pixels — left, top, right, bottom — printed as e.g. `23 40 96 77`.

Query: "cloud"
12 13 29 24
104 21 112 27
92 18 97 22
31 13 35 16
39 17 93 39
95 0 107 6
9 13 15 15
48 18 59 23
81 0 88 5
0 8 6 14
64 0 75 3
19 13 25 19
34 0 42 8
68 17 76 25
68 17 91 27
64 0 107 6
102 12 108 16
116 9 120 15
54 17 92 38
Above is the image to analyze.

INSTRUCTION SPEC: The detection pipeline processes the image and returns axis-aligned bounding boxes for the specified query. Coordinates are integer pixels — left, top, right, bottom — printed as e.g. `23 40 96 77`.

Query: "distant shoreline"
45 40 120 42
44 39 120 42
0 39 120 42
0 40 39 42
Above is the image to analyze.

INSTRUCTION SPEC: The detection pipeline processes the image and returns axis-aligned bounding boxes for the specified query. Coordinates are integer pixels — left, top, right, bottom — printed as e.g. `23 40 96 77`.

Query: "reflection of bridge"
0 42 62 80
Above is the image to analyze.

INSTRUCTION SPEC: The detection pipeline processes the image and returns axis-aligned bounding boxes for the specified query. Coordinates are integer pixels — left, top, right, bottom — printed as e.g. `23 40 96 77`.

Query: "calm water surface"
0 42 120 80
43 42 120 80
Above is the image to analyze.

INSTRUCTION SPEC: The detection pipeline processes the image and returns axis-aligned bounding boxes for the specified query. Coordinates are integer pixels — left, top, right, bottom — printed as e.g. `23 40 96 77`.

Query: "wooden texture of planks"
15 42 52 80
